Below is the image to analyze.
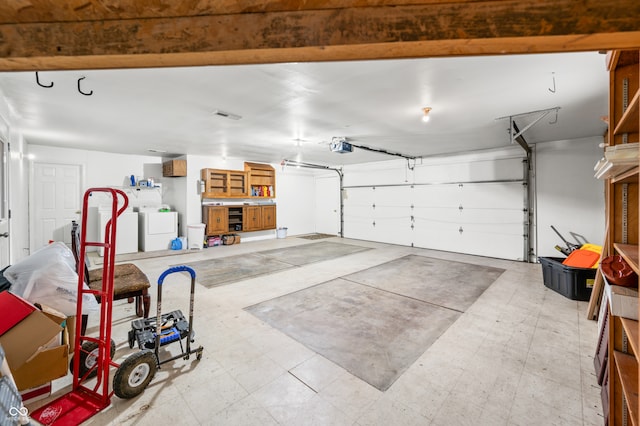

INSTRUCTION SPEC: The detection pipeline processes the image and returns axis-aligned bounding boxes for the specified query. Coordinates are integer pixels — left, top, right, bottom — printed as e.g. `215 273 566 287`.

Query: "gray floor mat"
256 241 370 266
342 254 505 312
297 234 337 240
182 254 294 288
245 255 505 391
181 241 371 288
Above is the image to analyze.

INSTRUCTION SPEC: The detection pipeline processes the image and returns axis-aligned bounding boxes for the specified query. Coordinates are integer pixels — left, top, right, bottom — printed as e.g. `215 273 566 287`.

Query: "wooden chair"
71 220 151 319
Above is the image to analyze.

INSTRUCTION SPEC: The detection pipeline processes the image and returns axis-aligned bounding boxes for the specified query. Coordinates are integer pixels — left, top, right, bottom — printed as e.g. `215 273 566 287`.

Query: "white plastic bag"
4 242 99 315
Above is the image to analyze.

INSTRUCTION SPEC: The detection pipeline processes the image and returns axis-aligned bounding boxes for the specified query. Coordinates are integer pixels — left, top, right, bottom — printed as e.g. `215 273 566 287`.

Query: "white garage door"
342 156 527 261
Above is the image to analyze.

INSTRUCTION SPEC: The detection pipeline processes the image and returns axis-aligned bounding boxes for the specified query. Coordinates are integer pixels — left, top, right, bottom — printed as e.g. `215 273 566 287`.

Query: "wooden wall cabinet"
201 169 248 198
201 163 275 198
600 49 640 426
162 159 187 177
245 162 276 198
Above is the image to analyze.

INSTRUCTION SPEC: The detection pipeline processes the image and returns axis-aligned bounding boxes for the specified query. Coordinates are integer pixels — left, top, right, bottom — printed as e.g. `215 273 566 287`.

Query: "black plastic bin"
539 256 596 301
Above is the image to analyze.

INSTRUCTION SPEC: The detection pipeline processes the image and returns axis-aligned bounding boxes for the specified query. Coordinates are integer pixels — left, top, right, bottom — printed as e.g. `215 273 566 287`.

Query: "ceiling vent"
212 110 242 120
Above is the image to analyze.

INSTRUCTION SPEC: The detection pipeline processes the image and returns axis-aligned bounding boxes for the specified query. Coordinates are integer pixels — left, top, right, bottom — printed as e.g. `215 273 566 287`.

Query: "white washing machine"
138 209 178 252
89 206 139 256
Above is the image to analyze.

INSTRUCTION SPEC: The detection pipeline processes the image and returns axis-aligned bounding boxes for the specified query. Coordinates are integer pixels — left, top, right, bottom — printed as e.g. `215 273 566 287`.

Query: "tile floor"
26 237 603 425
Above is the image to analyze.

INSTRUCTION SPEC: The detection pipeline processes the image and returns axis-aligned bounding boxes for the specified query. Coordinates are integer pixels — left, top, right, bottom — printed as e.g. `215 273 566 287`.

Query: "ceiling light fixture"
421 107 432 123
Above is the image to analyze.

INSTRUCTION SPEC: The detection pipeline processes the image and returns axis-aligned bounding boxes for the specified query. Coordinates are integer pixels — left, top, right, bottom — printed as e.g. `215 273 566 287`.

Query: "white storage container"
187 224 206 250
277 227 288 239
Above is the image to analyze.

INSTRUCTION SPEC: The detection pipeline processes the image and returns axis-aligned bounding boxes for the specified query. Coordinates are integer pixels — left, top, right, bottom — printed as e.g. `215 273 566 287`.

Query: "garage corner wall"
535 136 605 258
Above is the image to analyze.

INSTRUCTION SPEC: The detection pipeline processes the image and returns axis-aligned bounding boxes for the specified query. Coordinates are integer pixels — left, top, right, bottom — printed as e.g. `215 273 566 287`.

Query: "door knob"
0 232 8 238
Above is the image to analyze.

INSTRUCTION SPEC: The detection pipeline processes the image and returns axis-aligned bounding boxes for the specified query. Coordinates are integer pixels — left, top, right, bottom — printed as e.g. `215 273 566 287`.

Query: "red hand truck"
32 188 132 425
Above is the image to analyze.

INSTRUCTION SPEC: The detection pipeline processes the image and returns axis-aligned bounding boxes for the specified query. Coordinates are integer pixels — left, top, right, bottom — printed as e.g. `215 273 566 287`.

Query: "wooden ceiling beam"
0 0 639 71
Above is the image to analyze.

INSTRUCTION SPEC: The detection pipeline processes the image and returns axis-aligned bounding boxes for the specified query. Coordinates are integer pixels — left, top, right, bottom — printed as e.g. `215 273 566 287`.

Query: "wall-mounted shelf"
245 162 276 198
613 243 640 275
201 162 275 199
614 90 639 136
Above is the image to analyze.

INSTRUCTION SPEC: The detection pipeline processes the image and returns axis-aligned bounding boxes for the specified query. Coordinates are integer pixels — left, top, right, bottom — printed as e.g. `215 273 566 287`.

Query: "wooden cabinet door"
243 206 262 231
228 171 248 197
204 206 228 234
201 169 229 197
262 205 276 230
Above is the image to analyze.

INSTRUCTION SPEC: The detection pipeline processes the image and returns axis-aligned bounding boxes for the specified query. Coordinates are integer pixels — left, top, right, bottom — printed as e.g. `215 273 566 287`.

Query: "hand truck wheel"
113 350 157 399
70 339 116 378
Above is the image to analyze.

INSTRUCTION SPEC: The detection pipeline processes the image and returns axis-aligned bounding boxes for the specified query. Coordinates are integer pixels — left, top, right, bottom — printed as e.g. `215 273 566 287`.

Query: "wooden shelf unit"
245 162 276 198
201 169 248 198
202 204 276 236
228 206 244 232
600 48 640 426
613 351 639 426
201 162 275 199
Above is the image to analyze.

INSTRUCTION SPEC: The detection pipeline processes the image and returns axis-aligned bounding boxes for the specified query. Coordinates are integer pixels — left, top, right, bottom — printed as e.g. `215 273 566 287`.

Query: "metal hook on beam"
77 76 93 96
548 72 556 94
35 72 53 88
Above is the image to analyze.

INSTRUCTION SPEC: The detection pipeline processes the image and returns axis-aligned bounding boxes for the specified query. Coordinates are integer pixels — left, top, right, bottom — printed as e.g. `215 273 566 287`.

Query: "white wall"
275 167 317 236
27 145 164 210
5 135 605 262
19 145 163 255
6 147 318 252
173 154 317 240
535 136 605 257
0 92 30 262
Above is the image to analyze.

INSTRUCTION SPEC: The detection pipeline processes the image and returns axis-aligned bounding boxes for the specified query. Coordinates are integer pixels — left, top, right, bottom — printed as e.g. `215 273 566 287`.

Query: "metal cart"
122 266 203 397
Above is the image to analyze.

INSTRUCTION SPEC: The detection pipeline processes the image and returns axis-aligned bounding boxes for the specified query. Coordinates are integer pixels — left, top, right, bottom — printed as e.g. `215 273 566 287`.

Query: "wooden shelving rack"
596 48 640 426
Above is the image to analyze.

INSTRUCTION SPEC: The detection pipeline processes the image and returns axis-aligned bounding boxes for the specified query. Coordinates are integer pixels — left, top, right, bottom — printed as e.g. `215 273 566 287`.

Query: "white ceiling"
0 51 609 166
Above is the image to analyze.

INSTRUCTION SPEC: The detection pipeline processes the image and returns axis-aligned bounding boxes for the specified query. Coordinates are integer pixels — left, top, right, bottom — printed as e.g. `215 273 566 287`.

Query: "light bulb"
421 107 432 123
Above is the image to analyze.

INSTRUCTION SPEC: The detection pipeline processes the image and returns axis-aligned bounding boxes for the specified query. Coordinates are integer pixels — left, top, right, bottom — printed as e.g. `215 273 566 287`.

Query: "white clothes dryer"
138 209 178 252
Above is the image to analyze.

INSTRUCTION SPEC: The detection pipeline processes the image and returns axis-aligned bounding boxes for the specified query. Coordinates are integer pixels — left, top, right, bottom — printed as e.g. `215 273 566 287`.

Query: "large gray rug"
246 255 505 391
181 242 371 288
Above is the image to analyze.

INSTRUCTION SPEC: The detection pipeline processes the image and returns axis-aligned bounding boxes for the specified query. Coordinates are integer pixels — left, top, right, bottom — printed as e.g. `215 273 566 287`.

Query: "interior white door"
32 163 81 251
0 137 9 268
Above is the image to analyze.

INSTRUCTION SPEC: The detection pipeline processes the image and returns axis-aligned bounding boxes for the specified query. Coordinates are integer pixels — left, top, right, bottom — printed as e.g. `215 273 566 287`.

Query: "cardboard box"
65 316 77 355
0 292 69 391
222 234 241 245
604 279 639 320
